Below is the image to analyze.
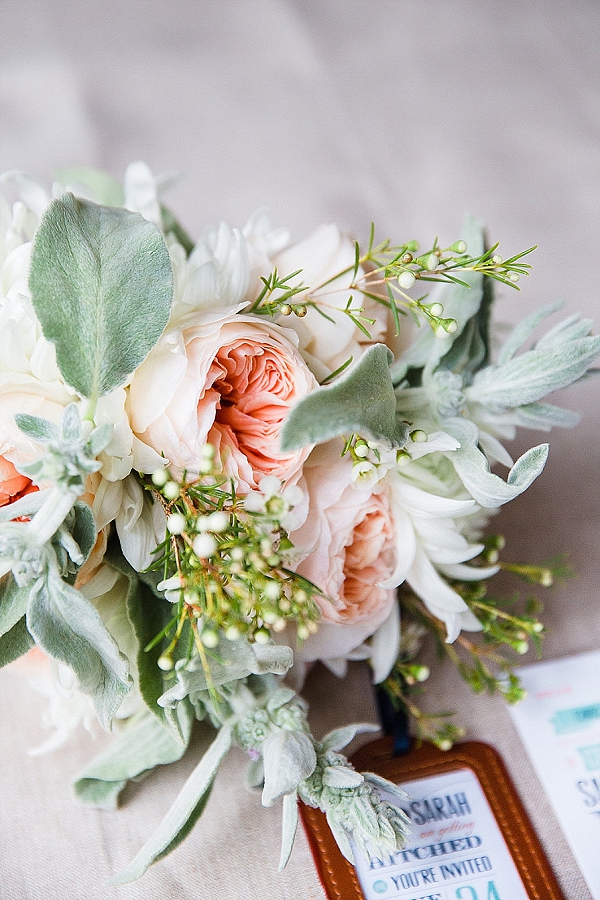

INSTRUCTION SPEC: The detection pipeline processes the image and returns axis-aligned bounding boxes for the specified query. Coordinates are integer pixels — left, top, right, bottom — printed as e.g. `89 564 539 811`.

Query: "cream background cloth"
1 2 599 898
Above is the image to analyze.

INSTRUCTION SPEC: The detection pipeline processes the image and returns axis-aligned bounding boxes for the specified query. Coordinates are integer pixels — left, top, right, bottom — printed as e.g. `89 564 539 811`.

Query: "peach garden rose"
289 439 398 666
128 311 319 492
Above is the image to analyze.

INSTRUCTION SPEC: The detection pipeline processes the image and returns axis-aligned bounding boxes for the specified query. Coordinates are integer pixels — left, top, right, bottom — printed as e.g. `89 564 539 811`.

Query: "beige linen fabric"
0 2 598 898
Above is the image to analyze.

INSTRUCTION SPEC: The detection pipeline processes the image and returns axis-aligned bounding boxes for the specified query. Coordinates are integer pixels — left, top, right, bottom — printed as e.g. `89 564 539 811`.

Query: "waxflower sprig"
147 449 324 674
395 555 557 714
250 225 536 344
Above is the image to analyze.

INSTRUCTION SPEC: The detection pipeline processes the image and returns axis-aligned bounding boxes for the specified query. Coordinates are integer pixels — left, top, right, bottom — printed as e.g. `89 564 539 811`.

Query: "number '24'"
456 882 501 900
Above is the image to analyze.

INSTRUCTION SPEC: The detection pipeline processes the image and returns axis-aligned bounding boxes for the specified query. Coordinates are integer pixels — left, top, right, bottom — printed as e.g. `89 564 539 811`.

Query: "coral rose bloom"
129 313 318 490
0 456 37 508
289 441 398 663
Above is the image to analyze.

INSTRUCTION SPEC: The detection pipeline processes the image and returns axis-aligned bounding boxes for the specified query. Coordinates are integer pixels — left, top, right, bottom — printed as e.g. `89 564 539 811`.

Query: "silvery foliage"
392 295 600 507
113 667 411 883
0 405 131 728
0 193 174 717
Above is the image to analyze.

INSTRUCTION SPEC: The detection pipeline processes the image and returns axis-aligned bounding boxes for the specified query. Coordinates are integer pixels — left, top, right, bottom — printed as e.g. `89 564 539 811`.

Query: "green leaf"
497 302 562 366
390 217 485 385
109 724 232 884
445 418 549 508
280 344 408 451
322 766 364 789
73 703 194 810
321 723 379 753
54 167 125 207
14 413 59 443
468 335 600 410
0 616 34 667
29 194 173 402
514 402 580 430
159 640 294 707
105 548 175 733
0 576 30 638
26 569 132 729
261 730 317 807
61 501 97 576
278 792 299 872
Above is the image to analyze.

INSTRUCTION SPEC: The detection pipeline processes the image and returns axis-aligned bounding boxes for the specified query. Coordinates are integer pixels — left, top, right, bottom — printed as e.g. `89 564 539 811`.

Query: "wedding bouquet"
1 162 597 883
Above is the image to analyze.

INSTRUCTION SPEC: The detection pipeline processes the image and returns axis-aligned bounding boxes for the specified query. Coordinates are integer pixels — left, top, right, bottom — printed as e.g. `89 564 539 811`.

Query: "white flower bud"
163 481 180 500
429 302 444 317
264 581 281 601
398 270 416 290
167 513 187 534
259 475 282 497
283 485 304 507
207 511 228 533
351 460 378 488
201 628 219 648
254 628 270 645
151 467 169 487
193 533 217 558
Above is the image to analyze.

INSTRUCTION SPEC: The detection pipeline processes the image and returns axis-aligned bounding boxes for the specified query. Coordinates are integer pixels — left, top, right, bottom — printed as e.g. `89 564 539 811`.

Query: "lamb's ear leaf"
26 569 132 730
0 577 30 639
0 617 35 667
73 704 194 809
109 724 233 884
281 344 408 450
278 792 299 872
29 194 173 402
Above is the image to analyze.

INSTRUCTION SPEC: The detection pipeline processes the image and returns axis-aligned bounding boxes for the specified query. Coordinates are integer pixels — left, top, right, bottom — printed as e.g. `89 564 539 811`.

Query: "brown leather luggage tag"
300 738 565 900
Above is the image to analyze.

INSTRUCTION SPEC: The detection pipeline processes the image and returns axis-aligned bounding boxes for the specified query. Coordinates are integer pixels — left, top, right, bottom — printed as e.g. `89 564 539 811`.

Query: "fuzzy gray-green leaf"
262 730 317 807
0 576 30 638
110 724 232 884
29 194 173 401
158 641 293 707
278 792 299 871
73 704 193 809
446 418 548 508
26 568 131 729
0 616 34 667
280 344 407 451
468 336 600 410
14 413 59 444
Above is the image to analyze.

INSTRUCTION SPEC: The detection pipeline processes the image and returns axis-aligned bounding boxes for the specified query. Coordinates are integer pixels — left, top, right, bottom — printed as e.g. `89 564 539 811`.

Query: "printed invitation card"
508 649 600 899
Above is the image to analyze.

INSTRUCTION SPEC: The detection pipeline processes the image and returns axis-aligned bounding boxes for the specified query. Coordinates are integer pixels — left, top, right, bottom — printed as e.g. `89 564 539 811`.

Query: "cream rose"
289 440 398 663
128 312 318 491
272 224 389 380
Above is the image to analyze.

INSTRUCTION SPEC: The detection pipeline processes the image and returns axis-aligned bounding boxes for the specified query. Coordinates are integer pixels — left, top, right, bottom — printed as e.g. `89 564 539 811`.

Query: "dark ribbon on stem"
375 684 410 756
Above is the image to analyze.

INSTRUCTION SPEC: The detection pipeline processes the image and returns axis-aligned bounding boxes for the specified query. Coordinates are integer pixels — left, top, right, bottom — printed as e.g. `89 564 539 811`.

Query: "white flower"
380 465 498 642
